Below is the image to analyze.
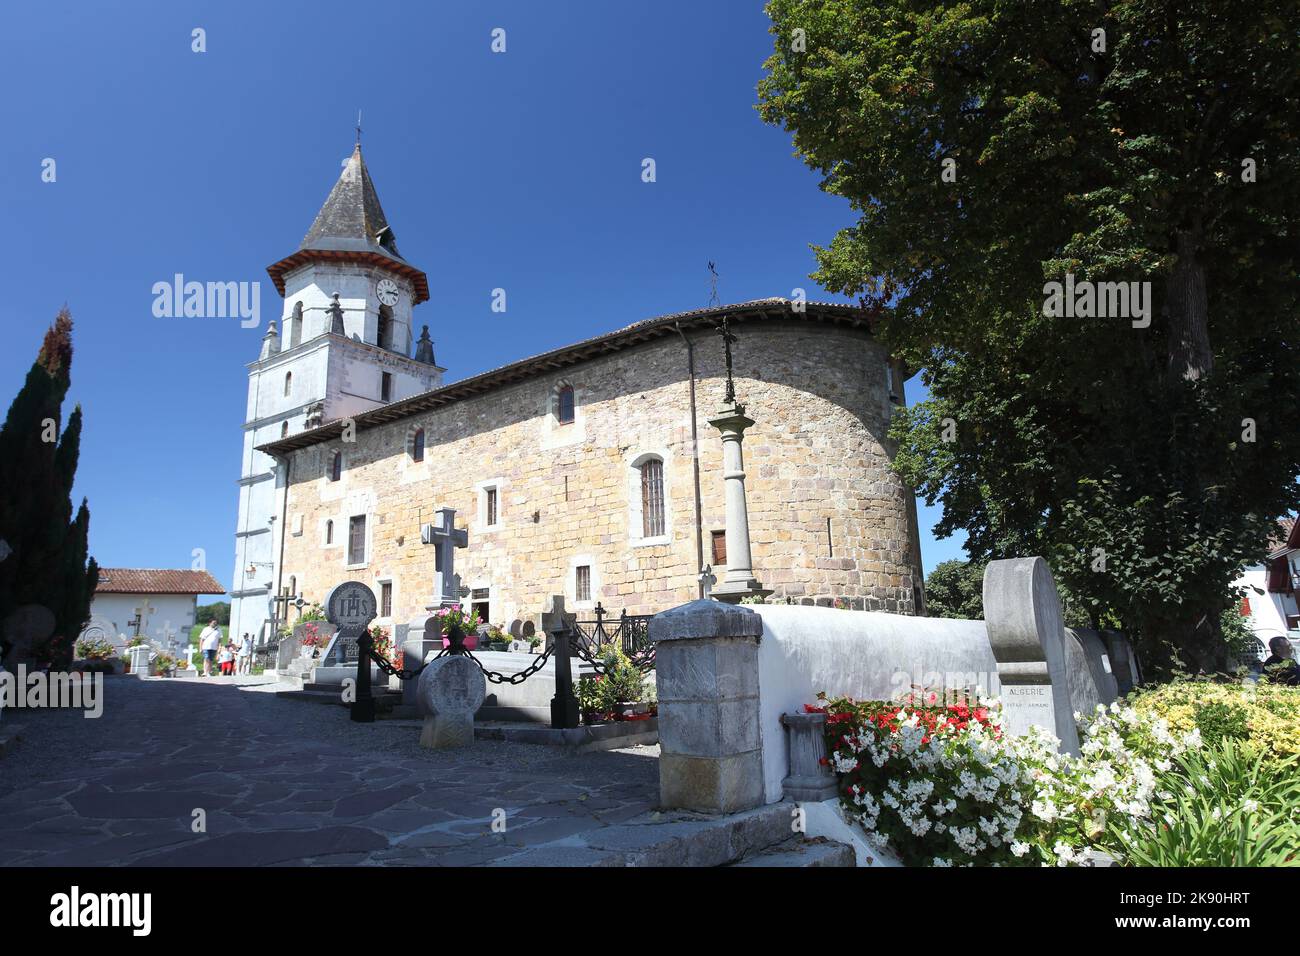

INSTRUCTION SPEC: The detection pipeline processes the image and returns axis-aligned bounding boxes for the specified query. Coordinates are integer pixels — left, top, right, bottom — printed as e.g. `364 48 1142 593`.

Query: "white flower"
1010 841 1030 857
1243 799 1259 813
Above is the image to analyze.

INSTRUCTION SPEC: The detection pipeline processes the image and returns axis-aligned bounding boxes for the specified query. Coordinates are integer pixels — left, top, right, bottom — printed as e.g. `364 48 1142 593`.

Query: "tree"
923 560 985 620
196 601 230 627
0 310 98 667
758 0 1300 676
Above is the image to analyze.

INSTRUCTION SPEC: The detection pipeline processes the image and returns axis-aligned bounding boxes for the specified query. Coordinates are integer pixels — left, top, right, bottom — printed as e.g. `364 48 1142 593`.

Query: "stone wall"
275 318 923 632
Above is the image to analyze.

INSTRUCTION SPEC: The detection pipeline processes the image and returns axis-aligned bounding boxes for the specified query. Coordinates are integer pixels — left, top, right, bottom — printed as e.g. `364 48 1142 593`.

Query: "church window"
471 587 490 624
284 371 292 397
486 487 499 527
330 451 342 482
380 581 393 618
288 302 303 349
281 421 289 438
557 384 575 424
348 515 367 565
640 459 665 538
711 529 727 566
411 428 425 462
381 372 393 402
325 519 334 544
575 565 591 603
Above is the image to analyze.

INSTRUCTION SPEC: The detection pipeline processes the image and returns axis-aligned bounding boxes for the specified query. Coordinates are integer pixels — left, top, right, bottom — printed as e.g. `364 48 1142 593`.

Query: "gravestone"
983 557 1080 754
1065 627 1120 718
128 645 153 677
401 615 443 712
420 507 468 608
417 655 485 749
324 581 379 719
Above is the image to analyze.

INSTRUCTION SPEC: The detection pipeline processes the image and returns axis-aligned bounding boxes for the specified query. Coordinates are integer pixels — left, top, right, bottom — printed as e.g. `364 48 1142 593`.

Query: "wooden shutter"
348 516 366 565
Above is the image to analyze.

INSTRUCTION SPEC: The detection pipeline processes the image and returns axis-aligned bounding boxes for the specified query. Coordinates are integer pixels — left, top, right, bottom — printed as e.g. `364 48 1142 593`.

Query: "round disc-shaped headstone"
418 655 486 718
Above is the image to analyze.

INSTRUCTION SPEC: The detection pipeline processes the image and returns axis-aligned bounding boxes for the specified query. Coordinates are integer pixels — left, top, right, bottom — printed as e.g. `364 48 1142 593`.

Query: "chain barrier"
368 644 439 682
463 643 555 685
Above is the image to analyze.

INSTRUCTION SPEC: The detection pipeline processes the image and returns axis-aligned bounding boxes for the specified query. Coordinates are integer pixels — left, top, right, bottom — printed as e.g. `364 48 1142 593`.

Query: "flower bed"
815 682 1300 867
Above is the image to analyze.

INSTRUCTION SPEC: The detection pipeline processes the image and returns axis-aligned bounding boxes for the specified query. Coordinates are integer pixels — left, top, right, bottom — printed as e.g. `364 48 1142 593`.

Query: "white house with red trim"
77 569 226 655
1233 517 1300 659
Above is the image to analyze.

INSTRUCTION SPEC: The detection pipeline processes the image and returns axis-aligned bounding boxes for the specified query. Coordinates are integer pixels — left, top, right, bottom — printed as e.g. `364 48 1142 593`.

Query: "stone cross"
421 507 468 608
131 599 156 637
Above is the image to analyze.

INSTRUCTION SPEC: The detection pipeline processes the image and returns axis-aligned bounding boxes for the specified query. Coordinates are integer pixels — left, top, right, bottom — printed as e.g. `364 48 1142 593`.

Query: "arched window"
284 371 292 397
329 451 342 482
411 428 425 462
281 421 289 438
288 302 303 349
557 384 575 424
640 458 665 538
378 304 393 351
325 519 334 544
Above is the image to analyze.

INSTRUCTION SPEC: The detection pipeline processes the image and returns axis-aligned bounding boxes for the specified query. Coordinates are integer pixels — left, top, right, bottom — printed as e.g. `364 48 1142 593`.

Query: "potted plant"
577 674 612 725
482 624 510 652
433 604 482 650
599 645 649 719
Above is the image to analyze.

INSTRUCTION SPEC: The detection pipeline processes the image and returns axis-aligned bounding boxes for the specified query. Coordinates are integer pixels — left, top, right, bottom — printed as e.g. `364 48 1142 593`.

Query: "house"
1234 517 1300 659
77 569 227 655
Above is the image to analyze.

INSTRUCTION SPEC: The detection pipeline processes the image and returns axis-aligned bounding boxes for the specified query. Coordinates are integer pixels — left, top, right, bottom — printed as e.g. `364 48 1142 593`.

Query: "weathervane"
717 315 737 406
356 109 363 146
707 261 721 307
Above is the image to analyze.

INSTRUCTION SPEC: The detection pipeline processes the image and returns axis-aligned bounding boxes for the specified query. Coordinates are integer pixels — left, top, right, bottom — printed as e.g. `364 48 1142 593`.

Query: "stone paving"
0 674 660 866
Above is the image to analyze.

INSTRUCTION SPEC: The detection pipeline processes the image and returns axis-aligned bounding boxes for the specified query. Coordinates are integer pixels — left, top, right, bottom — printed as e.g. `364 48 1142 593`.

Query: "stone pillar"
649 600 764 813
707 404 771 603
983 557 1080 754
780 711 839 801
401 616 443 713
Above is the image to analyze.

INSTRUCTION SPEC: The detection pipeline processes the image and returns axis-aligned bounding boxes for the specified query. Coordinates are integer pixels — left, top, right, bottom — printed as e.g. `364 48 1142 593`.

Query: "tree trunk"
1165 230 1213 381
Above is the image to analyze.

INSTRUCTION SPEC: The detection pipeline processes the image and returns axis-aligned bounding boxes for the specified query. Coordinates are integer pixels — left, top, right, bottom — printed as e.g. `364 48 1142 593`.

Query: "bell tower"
230 144 445 646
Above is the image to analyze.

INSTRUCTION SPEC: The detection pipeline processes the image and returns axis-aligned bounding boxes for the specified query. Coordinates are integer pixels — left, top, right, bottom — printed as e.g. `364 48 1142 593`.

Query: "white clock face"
376 278 399 307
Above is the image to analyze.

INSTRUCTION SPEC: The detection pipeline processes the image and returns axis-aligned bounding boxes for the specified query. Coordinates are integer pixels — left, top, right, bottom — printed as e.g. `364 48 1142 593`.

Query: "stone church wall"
276 318 922 633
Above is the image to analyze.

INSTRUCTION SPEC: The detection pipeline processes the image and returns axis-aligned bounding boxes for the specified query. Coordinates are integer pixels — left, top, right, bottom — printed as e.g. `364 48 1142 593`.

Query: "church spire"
301 144 402 260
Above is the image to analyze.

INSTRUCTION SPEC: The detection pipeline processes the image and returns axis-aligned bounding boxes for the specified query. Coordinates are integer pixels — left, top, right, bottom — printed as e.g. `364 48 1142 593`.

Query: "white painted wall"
753 604 996 805
82 593 200 653
1233 563 1300 657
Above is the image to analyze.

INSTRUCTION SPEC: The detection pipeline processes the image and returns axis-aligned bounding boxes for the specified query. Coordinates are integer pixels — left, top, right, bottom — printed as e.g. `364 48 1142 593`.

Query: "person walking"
198 620 222 676
237 632 253 675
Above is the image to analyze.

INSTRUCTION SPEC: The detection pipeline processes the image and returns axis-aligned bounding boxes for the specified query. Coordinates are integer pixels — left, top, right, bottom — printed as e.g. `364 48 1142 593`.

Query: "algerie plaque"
998 683 1058 739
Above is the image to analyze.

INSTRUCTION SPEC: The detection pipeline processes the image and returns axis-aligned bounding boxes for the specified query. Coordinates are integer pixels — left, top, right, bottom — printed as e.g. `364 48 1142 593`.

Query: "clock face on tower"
376 278 399 307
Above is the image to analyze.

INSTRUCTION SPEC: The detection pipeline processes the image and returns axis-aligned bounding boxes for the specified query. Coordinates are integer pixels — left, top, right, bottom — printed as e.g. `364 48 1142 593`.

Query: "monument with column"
707 317 771 604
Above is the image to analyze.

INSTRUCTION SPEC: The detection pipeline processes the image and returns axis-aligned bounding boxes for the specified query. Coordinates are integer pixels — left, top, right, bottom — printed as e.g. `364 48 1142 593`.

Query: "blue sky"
0 0 965 596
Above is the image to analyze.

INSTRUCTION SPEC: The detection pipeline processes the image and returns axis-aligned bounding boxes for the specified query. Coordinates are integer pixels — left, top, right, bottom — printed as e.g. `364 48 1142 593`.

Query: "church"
229 145 925 643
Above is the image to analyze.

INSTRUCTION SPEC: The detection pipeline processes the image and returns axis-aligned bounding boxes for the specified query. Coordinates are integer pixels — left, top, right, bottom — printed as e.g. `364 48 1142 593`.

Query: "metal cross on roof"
355 109 362 146
717 315 737 406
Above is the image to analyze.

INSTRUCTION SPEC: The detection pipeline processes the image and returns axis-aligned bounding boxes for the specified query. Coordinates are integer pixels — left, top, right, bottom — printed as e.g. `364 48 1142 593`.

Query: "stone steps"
731 836 856 867
492 801 853 867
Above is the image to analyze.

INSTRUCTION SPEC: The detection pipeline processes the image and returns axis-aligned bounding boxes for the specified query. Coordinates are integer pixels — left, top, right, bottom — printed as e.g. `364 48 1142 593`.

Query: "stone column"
780 711 839 801
649 600 764 813
707 404 771 604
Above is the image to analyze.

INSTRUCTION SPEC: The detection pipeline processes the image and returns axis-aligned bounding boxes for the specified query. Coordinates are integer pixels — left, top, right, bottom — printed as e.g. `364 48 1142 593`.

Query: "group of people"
196 621 254 677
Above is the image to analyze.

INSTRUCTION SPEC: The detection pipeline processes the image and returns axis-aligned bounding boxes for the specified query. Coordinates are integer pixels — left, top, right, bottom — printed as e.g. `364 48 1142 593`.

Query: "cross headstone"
421 507 468 608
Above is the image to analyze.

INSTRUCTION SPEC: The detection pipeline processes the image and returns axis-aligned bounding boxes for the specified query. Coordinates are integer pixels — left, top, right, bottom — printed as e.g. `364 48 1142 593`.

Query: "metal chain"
367 645 435 682
463 644 554 685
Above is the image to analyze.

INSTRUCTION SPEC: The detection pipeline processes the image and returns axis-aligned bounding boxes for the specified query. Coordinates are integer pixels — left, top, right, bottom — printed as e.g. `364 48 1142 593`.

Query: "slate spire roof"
266 144 430 303
301 144 405 262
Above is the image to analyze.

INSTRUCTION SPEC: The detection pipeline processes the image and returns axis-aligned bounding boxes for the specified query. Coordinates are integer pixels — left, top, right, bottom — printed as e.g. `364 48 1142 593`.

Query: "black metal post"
550 624 579 729
351 629 375 722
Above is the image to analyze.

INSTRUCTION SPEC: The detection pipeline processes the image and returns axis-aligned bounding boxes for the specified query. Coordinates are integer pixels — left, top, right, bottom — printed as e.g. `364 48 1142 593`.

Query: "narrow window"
288 302 303 348
486 487 498 526
330 451 342 482
378 305 393 350
640 459 665 538
284 371 292 397
471 587 490 624
380 581 393 618
325 519 333 544
381 372 393 402
711 529 727 566
412 428 425 462
281 421 289 438
558 384 575 424
576 565 591 602
348 515 366 565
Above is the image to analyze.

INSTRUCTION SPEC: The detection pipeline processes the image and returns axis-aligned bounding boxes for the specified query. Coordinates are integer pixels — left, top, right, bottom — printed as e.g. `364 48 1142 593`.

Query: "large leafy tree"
0 310 98 667
758 1 1299 675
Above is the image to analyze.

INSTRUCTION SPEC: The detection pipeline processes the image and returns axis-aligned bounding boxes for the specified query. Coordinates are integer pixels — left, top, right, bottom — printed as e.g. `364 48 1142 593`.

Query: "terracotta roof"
1268 516 1299 558
94 569 226 595
257 297 876 456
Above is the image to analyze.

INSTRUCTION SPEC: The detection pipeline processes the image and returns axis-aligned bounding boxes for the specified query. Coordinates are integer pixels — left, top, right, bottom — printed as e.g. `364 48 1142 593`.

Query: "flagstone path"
0 674 660 866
